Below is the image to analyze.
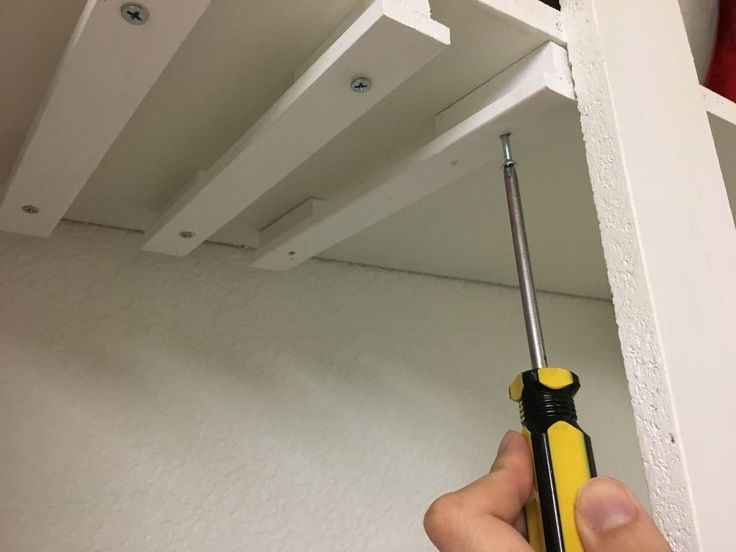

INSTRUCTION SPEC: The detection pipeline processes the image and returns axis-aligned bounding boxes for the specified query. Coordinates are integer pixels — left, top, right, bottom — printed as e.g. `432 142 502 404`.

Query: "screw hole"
288 251 296 256
21 205 39 215
179 231 196 239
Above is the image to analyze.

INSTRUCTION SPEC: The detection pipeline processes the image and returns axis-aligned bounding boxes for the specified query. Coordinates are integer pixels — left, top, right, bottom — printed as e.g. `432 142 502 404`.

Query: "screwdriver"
500 133 596 552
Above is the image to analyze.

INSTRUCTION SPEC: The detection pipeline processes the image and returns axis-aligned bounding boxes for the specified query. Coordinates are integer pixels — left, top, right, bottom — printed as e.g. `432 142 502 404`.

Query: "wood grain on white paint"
0 0 213 237
561 1 736 549
141 0 450 256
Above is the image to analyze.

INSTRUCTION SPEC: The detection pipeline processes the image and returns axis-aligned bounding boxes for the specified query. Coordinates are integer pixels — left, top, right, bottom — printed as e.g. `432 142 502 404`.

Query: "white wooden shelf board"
74 0 595 297
317 83 609 299
472 0 564 44
8 2 729 299
3 0 608 297
0 0 87 196
250 43 580 270
246 41 611 299
0 0 213 237
140 0 450 255
703 86 736 222
62 0 565 239
65 0 374 237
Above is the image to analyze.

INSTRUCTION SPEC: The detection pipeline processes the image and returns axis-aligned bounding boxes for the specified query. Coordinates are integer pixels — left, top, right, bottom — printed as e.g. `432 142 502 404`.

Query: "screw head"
179 231 196 239
121 3 149 25
21 205 39 215
350 77 371 93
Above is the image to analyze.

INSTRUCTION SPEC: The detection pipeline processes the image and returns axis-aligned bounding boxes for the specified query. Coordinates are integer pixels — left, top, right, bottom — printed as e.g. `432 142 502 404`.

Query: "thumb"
575 477 671 552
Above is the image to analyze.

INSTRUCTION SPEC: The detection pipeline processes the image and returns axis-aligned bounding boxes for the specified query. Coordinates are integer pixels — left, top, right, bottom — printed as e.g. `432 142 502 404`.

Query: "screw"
21 205 39 215
350 77 371 93
179 231 196 239
121 3 149 25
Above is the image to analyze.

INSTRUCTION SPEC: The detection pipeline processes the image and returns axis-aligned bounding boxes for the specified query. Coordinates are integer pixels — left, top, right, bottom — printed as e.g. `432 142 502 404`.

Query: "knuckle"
423 492 468 544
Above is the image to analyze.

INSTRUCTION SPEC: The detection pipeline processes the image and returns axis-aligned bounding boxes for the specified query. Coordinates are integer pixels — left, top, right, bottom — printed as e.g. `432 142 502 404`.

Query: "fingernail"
577 478 638 532
497 430 516 456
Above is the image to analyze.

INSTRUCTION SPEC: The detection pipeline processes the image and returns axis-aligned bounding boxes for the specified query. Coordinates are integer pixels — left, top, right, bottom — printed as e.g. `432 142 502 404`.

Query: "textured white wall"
0 223 645 551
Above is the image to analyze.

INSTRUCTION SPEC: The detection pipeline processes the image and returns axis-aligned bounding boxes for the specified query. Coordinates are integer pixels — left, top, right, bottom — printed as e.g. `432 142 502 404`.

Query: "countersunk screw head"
21 205 39 215
121 3 149 25
179 231 196 239
350 77 371 93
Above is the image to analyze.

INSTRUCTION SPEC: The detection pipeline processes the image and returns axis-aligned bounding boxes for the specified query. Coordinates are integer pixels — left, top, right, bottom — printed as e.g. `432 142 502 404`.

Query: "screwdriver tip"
500 133 514 167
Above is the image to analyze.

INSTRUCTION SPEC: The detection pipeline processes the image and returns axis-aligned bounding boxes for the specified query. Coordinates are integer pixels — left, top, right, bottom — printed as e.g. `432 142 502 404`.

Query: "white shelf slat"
251 43 575 270
141 0 450 256
474 0 564 45
0 0 213 237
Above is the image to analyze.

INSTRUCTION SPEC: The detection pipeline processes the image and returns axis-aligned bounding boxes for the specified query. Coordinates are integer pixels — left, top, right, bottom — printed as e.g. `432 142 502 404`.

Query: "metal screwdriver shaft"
502 132 595 552
500 133 547 369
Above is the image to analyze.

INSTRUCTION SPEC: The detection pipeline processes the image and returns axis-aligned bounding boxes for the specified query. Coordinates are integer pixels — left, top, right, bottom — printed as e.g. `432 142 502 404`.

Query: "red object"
706 0 736 102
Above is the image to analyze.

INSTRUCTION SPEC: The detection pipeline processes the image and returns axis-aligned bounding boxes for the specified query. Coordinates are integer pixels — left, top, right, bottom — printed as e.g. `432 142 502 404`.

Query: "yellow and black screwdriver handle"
509 367 596 552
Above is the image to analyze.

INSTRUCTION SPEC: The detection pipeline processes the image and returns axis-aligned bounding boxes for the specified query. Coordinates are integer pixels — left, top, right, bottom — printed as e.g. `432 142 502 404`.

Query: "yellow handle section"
523 422 592 552
511 369 595 552
546 421 591 552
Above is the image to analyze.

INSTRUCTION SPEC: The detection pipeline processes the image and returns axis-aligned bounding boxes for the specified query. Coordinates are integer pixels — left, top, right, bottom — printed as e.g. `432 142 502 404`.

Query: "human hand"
424 430 671 551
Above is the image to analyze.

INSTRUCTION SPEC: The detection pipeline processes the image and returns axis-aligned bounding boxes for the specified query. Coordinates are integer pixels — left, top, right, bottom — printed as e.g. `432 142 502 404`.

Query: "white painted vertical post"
560 1 736 550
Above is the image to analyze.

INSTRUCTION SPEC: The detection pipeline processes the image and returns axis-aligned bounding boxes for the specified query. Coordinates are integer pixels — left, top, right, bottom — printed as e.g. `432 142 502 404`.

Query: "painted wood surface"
252 43 575 270
0 0 213 236
561 0 736 549
141 0 450 256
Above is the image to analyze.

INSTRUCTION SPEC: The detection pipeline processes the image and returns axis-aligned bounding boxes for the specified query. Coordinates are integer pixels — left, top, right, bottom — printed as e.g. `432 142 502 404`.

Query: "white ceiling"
1 0 727 300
